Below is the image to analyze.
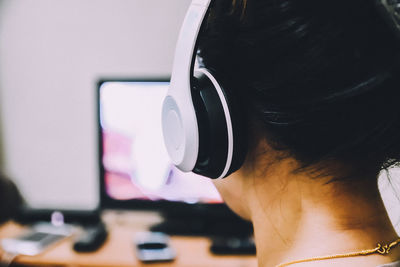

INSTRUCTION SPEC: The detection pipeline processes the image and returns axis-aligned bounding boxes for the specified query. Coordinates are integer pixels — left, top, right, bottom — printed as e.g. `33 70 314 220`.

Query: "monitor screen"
99 81 223 206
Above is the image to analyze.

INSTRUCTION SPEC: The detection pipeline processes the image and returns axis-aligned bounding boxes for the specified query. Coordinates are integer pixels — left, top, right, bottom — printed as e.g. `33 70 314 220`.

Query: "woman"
197 0 400 266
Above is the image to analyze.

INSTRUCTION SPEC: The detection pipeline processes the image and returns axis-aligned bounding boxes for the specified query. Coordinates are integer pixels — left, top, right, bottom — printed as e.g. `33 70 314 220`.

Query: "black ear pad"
191 69 247 179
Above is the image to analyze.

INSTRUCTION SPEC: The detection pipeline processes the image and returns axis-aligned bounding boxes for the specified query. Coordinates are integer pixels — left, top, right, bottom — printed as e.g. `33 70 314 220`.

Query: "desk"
0 211 257 267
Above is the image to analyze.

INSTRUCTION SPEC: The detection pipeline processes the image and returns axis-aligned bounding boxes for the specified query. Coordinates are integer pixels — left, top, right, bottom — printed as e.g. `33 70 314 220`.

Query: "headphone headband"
170 0 211 89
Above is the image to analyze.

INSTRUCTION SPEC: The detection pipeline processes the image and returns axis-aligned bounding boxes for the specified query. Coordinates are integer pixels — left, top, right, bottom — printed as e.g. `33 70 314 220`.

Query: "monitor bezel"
97 78 233 217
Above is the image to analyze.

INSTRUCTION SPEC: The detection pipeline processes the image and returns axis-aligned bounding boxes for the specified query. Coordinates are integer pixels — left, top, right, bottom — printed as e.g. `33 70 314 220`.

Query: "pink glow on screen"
100 82 222 204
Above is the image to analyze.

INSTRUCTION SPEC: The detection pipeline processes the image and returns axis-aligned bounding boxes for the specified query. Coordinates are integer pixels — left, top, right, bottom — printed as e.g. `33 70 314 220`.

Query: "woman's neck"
242 162 399 267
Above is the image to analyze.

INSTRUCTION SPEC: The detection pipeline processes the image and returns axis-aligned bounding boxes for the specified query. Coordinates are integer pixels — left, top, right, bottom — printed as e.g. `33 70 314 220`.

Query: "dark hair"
198 0 400 179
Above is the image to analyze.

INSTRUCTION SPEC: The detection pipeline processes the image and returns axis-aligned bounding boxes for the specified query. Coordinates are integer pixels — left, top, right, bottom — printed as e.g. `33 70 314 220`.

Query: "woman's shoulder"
378 261 400 267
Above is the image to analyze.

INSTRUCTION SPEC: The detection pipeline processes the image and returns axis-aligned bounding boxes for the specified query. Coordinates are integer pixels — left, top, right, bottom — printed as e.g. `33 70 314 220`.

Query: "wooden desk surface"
0 211 257 267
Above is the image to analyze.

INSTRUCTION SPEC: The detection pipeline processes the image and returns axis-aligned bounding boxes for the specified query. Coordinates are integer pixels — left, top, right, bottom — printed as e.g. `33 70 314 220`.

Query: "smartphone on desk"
1 222 73 256
134 232 175 263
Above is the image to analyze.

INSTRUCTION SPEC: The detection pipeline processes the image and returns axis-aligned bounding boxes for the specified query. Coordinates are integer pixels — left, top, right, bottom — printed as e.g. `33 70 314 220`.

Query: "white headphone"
161 0 247 179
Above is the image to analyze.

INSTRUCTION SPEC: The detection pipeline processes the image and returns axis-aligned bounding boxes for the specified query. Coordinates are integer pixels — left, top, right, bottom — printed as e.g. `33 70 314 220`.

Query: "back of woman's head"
198 0 400 180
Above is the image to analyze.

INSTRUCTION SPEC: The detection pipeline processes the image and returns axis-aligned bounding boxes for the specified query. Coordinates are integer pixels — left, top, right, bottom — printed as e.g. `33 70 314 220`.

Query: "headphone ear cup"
191 69 247 179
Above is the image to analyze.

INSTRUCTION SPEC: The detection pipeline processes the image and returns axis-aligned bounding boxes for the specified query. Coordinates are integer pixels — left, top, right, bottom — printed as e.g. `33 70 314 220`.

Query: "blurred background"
0 0 398 230
0 0 189 210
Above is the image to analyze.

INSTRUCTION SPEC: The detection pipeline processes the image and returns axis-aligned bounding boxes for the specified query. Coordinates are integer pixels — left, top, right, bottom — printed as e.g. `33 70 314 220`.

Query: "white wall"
0 0 190 210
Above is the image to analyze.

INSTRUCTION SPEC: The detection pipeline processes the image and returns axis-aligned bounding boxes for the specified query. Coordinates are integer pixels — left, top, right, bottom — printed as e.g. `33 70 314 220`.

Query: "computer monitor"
97 79 251 235
98 79 223 206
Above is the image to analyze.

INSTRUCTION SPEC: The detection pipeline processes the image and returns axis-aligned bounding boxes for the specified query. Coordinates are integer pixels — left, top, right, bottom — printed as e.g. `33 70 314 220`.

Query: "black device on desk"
73 222 108 252
210 236 256 255
97 79 252 237
134 232 175 263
